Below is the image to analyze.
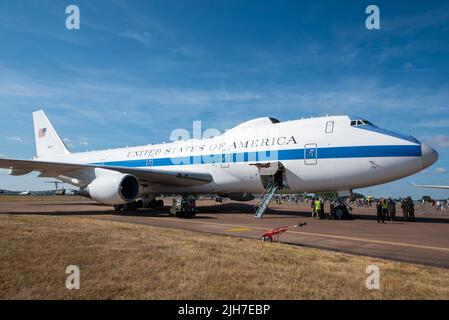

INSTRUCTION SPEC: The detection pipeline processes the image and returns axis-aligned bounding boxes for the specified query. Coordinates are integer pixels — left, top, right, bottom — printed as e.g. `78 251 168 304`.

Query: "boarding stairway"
254 182 279 218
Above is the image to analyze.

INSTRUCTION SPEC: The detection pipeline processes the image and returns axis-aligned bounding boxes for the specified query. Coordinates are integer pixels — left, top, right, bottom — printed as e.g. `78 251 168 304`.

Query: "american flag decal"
38 128 47 138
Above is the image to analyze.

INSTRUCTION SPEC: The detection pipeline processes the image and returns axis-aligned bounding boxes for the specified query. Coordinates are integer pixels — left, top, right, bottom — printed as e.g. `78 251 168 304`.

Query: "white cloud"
7 136 23 142
402 63 415 71
424 135 449 147
435 167 448 174
79 138 89 146
386 8 449 32
174 45 204 58
417 119 449 128
0 64 263 108
118 31 152 47
63 138 75 148
0 10 86 45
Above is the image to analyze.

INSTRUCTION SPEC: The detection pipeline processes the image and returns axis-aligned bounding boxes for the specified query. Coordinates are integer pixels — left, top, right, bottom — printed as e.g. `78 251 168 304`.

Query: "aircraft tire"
175 211 185 218
113 205 123 212
334 207 345 220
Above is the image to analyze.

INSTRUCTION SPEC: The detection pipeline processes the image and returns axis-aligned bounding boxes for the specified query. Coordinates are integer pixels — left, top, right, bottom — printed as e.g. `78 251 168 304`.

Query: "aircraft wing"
0 158 213 187
413 183 449 190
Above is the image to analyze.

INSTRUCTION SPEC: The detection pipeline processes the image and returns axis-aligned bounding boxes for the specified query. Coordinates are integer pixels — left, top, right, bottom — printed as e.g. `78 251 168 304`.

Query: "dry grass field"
1 214 449 300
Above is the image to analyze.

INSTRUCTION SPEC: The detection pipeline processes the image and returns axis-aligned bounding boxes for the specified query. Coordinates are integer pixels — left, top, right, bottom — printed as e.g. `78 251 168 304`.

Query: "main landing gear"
170 195 197 218
113 198 164 212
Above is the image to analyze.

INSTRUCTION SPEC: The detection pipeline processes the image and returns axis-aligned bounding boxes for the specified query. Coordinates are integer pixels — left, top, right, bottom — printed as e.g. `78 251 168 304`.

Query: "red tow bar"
261 222 307 242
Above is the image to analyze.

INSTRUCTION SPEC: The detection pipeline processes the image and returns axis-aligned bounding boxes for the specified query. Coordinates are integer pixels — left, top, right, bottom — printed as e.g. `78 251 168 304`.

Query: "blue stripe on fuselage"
91 144 422 168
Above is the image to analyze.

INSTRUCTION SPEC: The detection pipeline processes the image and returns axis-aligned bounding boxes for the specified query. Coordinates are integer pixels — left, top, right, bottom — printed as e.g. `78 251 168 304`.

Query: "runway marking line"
225 228 251 232
108 215 449 253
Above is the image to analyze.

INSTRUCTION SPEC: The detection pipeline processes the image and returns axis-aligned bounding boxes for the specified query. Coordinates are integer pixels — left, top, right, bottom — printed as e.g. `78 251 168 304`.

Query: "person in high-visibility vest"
311 198 316 218
314 199 322 219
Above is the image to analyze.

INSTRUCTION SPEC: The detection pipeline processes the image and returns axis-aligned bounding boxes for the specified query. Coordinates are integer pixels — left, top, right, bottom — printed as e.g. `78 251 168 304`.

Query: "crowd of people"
375 197 415 223
262 193 448 222
420 199 449 213
308 196 423 223
435 200 448 213
351 197 375 207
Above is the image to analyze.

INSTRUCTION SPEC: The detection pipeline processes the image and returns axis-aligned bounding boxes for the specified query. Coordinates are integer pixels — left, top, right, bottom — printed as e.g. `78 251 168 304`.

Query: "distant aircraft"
46 181 66 195
0 110 439 217
413 183 449 190
19 190 30 195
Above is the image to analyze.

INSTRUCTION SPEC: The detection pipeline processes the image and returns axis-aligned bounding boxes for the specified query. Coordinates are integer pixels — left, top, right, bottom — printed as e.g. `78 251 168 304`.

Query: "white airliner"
0 110 439 215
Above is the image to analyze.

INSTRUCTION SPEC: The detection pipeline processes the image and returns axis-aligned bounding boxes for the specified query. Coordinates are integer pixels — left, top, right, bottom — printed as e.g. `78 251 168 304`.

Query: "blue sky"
0 0 448 199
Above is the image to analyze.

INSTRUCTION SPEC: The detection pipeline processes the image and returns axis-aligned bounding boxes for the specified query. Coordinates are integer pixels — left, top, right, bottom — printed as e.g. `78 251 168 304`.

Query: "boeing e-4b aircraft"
0 111 439 216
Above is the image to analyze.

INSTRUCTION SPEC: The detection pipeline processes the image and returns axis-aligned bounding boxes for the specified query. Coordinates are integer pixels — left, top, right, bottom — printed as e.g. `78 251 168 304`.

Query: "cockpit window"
350 118 420 144
351 119 374 126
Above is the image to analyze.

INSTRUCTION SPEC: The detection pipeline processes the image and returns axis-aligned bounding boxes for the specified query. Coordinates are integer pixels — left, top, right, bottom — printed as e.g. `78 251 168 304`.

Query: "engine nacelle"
224 193 255 202
80 173 140 205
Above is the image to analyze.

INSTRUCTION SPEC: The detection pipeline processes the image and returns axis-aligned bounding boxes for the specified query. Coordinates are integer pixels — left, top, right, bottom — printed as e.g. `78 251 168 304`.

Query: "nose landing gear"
329 191 354 220
113 198 164 212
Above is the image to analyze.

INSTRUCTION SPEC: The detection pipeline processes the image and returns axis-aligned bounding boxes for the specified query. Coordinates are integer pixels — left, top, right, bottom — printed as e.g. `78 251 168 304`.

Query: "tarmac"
1 198 449 269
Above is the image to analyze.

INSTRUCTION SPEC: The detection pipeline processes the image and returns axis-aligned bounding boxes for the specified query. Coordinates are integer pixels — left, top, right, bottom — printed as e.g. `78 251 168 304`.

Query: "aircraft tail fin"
33 110 70 158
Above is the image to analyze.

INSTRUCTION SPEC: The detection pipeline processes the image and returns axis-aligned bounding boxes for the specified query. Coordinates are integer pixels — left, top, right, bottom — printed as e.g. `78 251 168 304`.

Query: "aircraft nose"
421 143 439 169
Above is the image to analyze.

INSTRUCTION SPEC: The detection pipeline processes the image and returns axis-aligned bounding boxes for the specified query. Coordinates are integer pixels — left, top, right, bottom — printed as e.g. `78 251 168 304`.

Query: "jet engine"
80 173 140 205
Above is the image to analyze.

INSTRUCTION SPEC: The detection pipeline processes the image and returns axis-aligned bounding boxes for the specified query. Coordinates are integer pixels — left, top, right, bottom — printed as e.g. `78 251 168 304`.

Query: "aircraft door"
304 143 317 165
146 158 153 168
221 150 231 168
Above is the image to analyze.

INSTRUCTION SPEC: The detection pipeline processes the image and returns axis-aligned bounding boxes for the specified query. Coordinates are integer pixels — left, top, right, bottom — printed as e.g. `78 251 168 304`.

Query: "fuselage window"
325 121 334 133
